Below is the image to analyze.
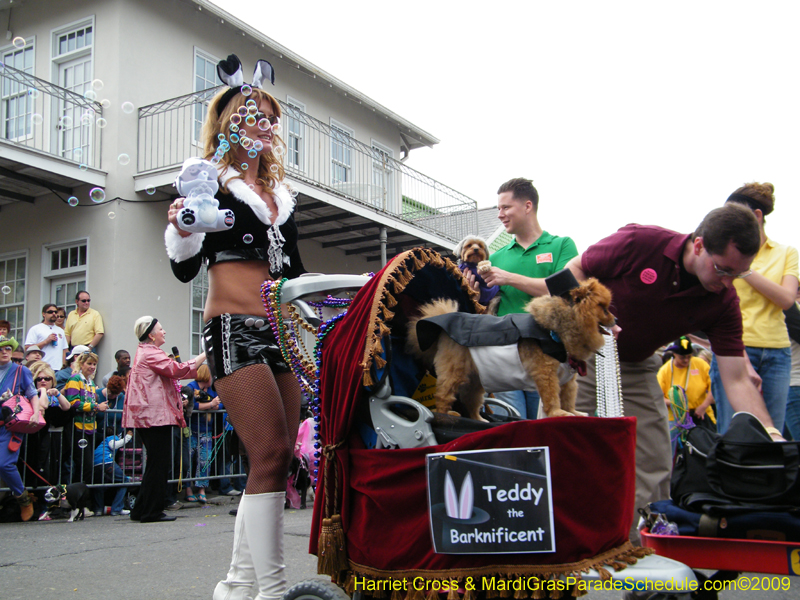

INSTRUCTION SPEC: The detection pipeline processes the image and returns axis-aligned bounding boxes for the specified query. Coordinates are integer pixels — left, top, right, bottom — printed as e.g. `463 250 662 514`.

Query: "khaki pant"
577 353 672 543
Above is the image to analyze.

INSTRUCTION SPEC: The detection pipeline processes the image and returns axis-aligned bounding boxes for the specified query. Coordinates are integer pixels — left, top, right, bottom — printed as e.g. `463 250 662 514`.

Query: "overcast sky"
211 0 800 253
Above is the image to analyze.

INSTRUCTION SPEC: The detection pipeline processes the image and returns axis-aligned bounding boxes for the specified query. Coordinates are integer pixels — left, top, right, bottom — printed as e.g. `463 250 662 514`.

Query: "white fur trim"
165 225 205 262
219 168 295 226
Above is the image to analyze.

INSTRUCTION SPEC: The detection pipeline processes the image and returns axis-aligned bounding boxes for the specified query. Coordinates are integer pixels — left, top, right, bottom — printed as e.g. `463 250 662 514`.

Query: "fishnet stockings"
214 364 301 494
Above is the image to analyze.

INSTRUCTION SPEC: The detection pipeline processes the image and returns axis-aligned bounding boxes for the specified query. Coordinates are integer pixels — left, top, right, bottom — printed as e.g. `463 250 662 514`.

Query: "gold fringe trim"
406 586 426 600
359 248 486 386
390 588 404 600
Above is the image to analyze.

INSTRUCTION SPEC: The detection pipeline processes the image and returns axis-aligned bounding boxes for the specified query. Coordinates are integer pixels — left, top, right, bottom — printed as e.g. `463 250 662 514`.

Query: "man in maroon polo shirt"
566 203 782 542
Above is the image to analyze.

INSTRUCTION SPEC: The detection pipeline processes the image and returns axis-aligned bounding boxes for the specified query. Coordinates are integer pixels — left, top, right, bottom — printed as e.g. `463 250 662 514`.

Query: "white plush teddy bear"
175 158 235 233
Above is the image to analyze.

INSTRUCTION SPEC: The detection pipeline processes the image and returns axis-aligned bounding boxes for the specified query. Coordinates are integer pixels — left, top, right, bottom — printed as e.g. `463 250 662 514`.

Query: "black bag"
671 412 800 512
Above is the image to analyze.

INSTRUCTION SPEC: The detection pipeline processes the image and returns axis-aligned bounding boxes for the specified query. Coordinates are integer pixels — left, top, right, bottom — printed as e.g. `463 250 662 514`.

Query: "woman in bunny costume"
165 54 306 600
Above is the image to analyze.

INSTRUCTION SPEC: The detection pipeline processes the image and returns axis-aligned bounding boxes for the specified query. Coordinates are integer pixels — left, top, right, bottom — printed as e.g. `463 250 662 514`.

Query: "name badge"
536 253 553 264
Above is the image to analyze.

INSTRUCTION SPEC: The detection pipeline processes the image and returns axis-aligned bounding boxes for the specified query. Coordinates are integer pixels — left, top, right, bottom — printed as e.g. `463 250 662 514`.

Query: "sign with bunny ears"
426 447 555 554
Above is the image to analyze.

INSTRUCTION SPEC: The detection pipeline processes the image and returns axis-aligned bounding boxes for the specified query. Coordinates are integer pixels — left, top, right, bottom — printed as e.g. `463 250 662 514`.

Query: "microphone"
172 346 181 362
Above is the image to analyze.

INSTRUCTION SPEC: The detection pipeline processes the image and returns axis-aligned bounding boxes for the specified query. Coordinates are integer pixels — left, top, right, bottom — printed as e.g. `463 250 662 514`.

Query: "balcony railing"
137 87 477 242
0 63 103 169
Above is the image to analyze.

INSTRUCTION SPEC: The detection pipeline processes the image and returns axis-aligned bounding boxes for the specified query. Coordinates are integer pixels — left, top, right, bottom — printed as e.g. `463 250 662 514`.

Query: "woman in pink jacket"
122 316 205 523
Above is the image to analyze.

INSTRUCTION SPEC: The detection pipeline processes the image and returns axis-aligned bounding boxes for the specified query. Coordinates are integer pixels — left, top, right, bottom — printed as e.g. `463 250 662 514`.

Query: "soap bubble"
84 90 97 101
1 285 11 295
92 79 104 91
245 99 257 108
237 106 248 117
78 438 88 449
146 186 156 195
240 136 252 149
245 115 256 127
228 124 239 133
248 149 257 158
96 118 107 128
118 153 130 165
121 101 135 114
73 148 83 158
78 163 88 171
230 133 239 144
59 116 73 128
210 156 221 165
241 84 252 96
243 234 253 244
12 37 26 49
100 99 111 109
290 189 299 198
257 118 271 131
68 196 79 207
31 113 43 125
247 105 258 116
90 187 106 203
80 113 94 126
240 162 248 171
248 184 255 190
273 145 285 157
253 140 264 151
269 164 279 173
272 123 282 135
230 113 241 125
28 88 40 99
108 212 116 220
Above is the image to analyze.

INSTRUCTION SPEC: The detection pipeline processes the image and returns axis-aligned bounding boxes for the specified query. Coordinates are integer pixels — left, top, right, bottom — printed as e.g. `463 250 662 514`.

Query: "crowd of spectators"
0 291 247 522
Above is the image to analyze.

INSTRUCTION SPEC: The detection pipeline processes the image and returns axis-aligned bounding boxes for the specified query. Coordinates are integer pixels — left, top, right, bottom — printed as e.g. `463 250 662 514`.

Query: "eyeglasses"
255 113 279 126
712 261 752 279
45 310 58 314
35 376 53 383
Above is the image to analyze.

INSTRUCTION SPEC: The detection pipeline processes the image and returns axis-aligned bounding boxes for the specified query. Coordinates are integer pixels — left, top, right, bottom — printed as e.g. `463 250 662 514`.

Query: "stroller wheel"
285 580 350 600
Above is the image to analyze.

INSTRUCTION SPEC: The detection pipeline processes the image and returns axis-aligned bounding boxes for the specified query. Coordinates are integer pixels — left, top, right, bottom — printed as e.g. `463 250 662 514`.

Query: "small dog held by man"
407 274 614 420
454 235 499 307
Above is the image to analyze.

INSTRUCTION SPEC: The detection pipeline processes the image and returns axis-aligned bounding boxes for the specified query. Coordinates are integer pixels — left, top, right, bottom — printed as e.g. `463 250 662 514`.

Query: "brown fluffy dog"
406 279 614 420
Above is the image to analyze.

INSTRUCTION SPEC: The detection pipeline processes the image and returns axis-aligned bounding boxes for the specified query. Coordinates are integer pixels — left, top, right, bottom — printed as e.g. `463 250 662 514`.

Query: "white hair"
134 316 156 341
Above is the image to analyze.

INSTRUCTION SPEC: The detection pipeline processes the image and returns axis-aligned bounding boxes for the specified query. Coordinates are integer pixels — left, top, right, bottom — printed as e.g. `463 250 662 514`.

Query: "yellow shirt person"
657 339 716 424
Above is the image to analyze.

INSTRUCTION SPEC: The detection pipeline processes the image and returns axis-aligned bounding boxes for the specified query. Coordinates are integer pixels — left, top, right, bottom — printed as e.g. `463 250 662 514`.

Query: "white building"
0 0 478 362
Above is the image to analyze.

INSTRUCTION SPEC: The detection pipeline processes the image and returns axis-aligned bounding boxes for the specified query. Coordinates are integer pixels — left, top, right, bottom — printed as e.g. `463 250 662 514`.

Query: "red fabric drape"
310 249 636 574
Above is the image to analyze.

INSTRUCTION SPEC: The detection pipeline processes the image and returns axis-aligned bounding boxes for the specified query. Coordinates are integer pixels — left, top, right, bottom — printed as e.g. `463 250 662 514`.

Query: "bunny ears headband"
216 54 275 114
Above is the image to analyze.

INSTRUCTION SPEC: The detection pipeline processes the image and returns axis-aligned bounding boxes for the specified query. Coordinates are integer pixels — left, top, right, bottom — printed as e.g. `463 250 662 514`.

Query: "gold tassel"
426 587 439 600
344 574 356 596
462 586 477 600
413 253 426 270
373 584 386 599
499 579 512 598
384 293 397 308
513 586 528 600
316 515 348 579
363 370 375 386
573 581 588 598
621 554 638 565
447 585 460 600
381 305 395 321
529 577 545 600
391 588 404 600
609 561 626 571
597 566 611 581
406 586 426 600
431 252 444 267
632 546 654 558
374 354 387 369
549 578 563 600
379 322 391 337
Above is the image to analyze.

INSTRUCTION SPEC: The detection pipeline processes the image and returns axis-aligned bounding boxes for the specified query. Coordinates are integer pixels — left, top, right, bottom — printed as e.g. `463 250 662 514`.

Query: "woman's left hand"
97 401 109 412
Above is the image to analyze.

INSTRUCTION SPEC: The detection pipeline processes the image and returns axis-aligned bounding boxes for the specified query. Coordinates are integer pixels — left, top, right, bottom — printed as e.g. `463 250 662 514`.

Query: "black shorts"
203 314 290 381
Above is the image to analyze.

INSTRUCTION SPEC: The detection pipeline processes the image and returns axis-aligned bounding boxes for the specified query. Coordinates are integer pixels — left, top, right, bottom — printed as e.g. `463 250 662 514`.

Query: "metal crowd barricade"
1 407 248 496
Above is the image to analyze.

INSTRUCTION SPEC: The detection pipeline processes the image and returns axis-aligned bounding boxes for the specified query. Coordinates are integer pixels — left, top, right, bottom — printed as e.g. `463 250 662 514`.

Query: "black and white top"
165 167 305 282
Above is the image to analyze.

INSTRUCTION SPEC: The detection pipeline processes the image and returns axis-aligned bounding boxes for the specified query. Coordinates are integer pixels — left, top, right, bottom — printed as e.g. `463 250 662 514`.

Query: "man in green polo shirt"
482 177 578 417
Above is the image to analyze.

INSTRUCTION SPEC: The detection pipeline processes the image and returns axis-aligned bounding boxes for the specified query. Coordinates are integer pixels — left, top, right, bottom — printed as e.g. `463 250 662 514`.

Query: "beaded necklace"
261 278 354 485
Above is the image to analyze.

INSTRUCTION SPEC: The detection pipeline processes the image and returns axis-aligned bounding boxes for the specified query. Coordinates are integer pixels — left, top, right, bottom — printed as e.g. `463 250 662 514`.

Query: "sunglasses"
255 113 279 126
45 310 58 314
11 358 23 364
35 376 53 383
79 299 91 303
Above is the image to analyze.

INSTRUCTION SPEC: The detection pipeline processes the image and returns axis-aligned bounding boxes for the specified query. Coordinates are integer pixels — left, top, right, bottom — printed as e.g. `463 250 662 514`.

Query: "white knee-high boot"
244 492 286 600
213 495 256 600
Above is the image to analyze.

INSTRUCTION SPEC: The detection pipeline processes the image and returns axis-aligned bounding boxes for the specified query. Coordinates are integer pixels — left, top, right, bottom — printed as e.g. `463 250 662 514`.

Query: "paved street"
2 494 800 599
